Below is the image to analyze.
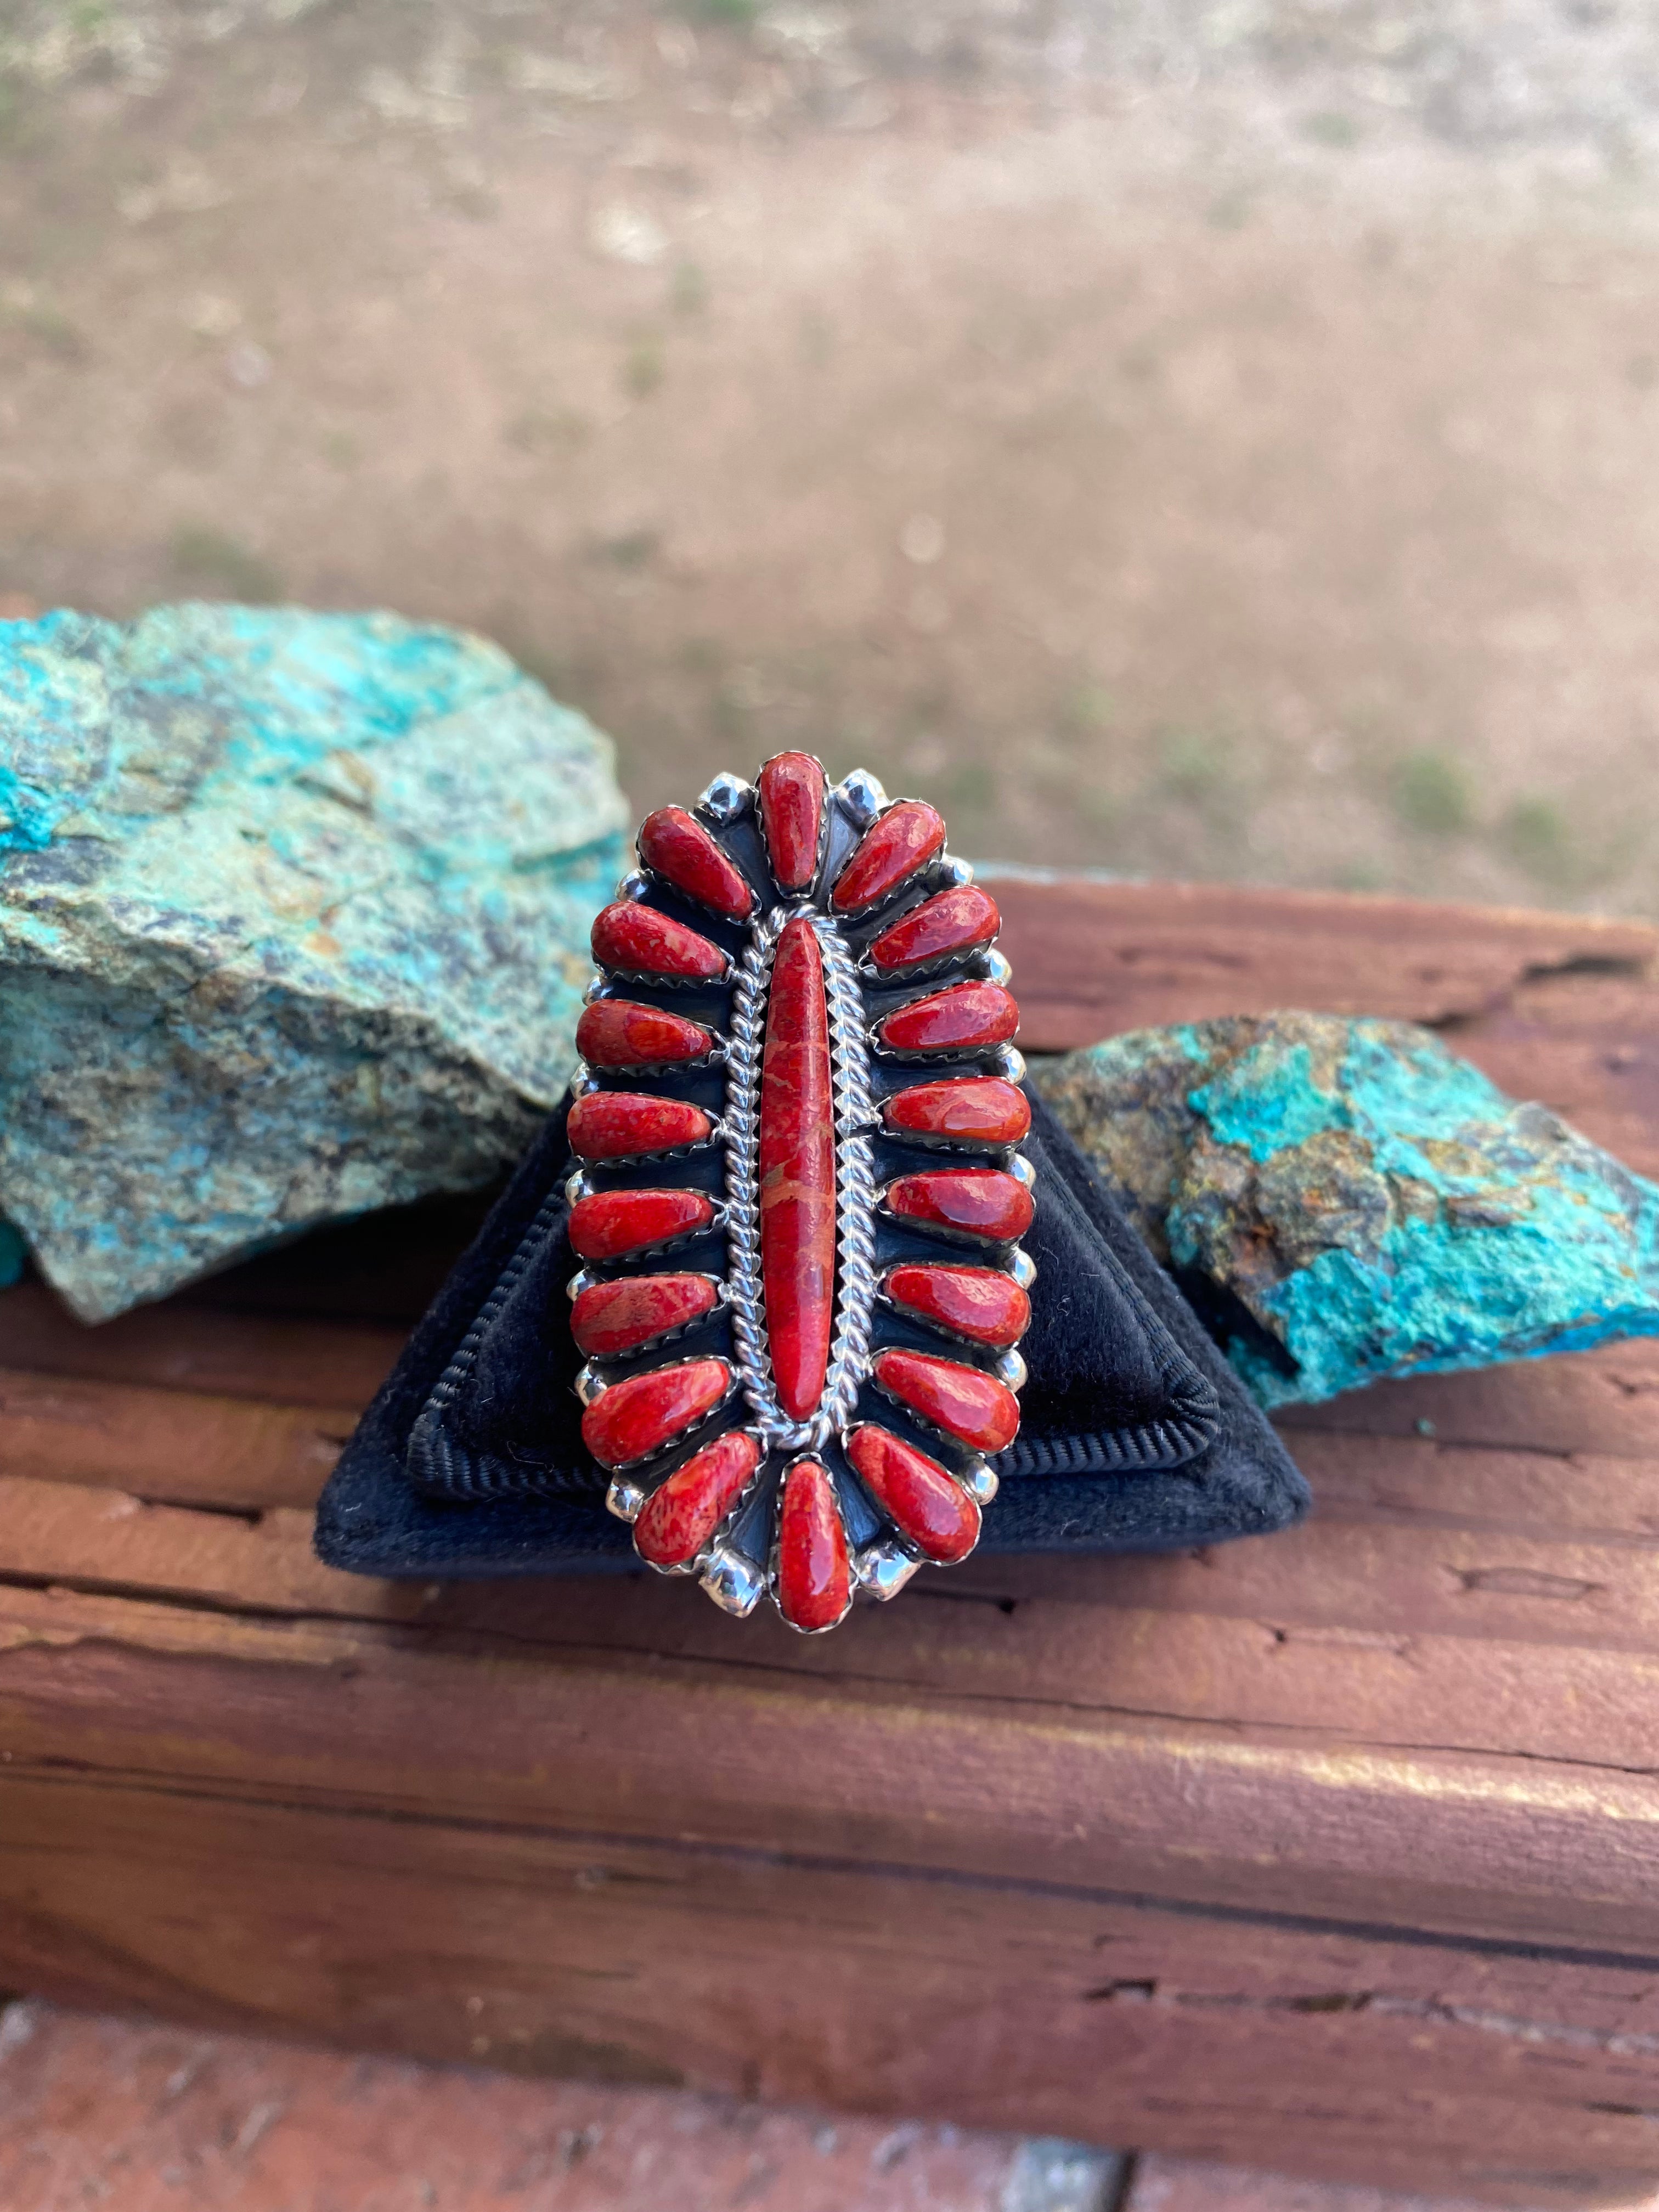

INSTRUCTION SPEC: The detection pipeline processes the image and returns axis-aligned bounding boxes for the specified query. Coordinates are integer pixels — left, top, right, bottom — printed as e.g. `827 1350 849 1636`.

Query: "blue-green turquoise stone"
1035 1013 1659 1407
0 604 628 1320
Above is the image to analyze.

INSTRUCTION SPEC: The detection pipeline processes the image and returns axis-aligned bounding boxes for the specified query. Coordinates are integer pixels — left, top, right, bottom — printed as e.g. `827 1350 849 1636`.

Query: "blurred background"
2 0 1657 910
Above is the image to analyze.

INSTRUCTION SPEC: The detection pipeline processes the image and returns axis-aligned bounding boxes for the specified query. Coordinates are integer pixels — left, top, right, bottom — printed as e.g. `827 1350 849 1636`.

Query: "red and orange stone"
637 806 755 920
845 1425 980 1562
883 1167 1035 1243
757 753 825 891
776 1458 851 1630
867 884 1001 973
882 1077 1031 1147
633 1428 763 1568
884 1262 1030 1348
575 998 716 1070
758 917 837 1422
568 1187 718 1262
570 1273 719 1358
877 980 1019 1054
580 1357 732 1469
872 1348 1021 1453
590 902 727 981
567 1092 713 1162
830 800 945 913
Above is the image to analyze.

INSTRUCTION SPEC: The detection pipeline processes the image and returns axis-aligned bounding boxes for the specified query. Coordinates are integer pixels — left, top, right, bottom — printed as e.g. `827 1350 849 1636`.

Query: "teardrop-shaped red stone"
581 1357 732 1469
576 998 716 1070
883 1169 1034 1242
885 1263 1030 1347
568 1092 713 1161
878 982 1019 1054
867 885 1001 973
872 1349 1020 1453
591 902 728 981
571 1273 719 1358
776 1458 851 1630
882 1077 1031 1147
845 1424 980 1562
634 1427 762 1567
757 752 825 891
830 800 946 913
760 917 837 1423
638 806 755 920
569 1187 717 1261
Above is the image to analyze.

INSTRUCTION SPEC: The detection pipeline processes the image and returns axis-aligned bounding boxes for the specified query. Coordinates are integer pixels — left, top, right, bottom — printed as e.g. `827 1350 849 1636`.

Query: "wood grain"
3 879 1659 2201
4 1774 1658 2205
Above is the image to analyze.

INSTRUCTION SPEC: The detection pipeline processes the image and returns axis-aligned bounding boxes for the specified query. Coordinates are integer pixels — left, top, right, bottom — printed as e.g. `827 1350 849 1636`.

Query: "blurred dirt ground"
2 1 1659 910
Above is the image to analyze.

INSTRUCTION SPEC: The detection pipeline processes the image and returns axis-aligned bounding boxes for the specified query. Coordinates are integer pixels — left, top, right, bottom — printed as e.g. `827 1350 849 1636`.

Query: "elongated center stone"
759 916 837 1421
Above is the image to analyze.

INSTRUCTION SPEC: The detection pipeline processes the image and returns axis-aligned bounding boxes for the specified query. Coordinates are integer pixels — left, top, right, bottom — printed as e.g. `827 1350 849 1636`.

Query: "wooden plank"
0 1368 348 1509
994 878 1658 1047
6 1464 1659 1781
2 1577 1658 1954
3 1774 1658 2204
0 1283 398 1410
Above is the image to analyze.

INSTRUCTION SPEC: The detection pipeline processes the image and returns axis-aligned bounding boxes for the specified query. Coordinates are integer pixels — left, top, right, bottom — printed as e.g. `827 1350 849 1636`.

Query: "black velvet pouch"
315 1087 1309 1578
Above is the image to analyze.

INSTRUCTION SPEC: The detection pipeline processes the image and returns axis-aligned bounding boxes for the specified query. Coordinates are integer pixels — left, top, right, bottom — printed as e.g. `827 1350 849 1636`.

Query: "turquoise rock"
0 605 628 1320
1034 1013 1659 1407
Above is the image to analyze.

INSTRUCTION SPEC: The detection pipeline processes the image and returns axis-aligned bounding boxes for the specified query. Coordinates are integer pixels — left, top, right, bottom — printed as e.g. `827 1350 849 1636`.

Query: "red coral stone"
877 982 1019 1054
634 1428 762 1568
759 917 837 1422
830 800 946 913
576 998 715 1070
872 1349 1020 1453
567 1091 713 1161
845 1424 980 1563
757 752 825 891
867 885 1001 973
581 1358 731 1469
568 1188 717 1261
571 1273 719 1358
776 1458 850 1631
885 1263 1030 1348
883 1169 1034 1243
591 902 727 981
638 806 755 920
882 1077 1031 1147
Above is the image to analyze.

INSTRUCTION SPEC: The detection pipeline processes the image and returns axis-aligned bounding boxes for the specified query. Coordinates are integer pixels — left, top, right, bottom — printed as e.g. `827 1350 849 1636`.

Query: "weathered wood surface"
2 879 1658 2204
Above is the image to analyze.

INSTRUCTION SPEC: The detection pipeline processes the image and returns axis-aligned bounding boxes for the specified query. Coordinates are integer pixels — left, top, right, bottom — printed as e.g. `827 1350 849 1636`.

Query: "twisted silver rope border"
719 901 879 1453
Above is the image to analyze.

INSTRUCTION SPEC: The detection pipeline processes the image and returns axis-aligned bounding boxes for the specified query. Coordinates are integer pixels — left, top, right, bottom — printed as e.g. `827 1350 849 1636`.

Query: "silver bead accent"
566 1267 599 1303
574 1363 609 1406
992 1348 1028 1391
960 1459 1000 1505
856 1540 923 1601
991 1045 1027 1083
617 870 652 901
700 1544 767 1617
606 1477 645 1522
568 1062 602 1098
582 974 611 1005
1007 1247 1037 1291
565 1170 594 1206
942 855 975 887
974 948 1013 986
835 769 888 828
698 772 754 822
1007 1153 1036 1190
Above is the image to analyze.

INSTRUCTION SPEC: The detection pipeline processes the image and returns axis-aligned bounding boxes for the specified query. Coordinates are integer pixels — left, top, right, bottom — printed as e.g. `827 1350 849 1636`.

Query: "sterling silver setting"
566 755 1035 1632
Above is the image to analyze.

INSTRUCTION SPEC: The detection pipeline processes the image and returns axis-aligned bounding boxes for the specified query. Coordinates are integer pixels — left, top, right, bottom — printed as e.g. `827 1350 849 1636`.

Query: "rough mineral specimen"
1035 1012 1659 1407
0 603 628 1320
